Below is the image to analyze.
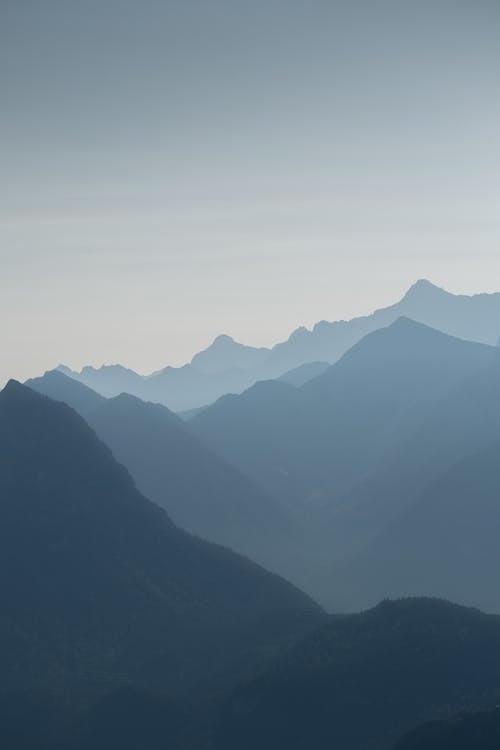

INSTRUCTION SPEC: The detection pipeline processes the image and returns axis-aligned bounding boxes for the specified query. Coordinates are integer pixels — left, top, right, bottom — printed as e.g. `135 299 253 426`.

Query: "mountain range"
189 317 500 609
0 380 322 746
26 370 303 585
7 278 500 748
56 279 500 411
29 316 500 612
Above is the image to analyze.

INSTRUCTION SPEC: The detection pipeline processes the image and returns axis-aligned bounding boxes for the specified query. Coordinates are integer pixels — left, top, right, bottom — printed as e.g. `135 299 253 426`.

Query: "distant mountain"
278 361 330 387
190 320 500 609
66 363 145 399
309 347 500 610
26 370 301 581
0 381 321 720
57 280 500 411
191 319 500 510
214 598 500 750
339 439 500 613
393 709 500 749
190 334 269 374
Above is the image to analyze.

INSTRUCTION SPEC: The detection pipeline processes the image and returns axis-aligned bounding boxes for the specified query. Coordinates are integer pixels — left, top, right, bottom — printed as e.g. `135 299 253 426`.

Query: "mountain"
26 370 301 581
310 347 500 610
214 598 500 750
58 280 500 411
190 320 500 609
278 361 330 387
0 380 322 745
393 709 500 749
191 319 500 509
190 334 269 374
65 363 146 399
339 439 500 613
263 278 500 374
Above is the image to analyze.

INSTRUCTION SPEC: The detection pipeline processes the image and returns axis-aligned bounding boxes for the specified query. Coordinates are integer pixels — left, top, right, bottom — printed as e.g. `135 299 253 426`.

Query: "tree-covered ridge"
214 598 500 750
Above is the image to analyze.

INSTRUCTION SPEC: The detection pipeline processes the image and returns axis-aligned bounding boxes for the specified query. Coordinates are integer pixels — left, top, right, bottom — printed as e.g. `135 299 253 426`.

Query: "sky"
2 0 500 384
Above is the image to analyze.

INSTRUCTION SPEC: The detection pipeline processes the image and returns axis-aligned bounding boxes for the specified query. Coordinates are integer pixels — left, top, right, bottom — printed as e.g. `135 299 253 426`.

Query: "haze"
2 0 500 386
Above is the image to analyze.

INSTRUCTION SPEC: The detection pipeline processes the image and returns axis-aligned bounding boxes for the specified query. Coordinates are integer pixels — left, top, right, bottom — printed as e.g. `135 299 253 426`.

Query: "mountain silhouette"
0 380 321 712
214 598 500 750
278 361 330 386
340 438 500 613
57 280 500 411
310 345 500 610
26 370 301 580
191 319 499 510
189 319 500 608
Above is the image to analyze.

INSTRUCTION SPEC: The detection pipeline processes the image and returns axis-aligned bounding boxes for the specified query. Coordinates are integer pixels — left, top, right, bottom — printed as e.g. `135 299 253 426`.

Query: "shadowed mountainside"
214 598 500 750
26 370 302 581
0 380 322 707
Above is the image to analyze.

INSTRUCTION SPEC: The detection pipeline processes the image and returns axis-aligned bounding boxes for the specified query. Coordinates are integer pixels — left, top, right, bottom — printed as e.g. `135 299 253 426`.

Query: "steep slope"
59 280 500 411
26 370 301 580
214 598 500 750
316 352 500 565
340 439 500 613
0 380 322 706
191 319 499 508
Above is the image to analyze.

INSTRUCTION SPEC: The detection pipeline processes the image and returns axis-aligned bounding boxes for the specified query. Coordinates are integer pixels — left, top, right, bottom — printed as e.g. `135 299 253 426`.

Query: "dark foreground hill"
214 598 500 750
393 709 500 749
0 381 321 746
26 370 301 580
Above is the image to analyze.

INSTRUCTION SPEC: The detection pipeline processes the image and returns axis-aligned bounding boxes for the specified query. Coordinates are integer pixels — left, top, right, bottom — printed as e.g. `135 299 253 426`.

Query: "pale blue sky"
2 0 500 383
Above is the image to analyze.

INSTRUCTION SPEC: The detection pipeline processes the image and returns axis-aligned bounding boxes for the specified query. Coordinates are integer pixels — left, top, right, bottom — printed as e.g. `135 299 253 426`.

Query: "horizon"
2 276 498 384
3 1 500 385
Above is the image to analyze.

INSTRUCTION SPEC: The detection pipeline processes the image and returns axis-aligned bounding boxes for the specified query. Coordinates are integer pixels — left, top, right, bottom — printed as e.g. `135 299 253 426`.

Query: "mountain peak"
56 364 74 375
2 379 24 396
212 334 235 346
402 279 446 300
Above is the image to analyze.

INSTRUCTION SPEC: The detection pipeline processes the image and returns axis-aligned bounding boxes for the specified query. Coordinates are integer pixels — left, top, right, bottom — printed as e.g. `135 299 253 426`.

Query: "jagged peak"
56 364 73 375
1 379 44 405
2 378 24 393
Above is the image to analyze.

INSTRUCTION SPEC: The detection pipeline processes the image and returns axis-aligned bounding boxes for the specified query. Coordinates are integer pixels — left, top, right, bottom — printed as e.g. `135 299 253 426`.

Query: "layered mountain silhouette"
278 361 330 386
188 319 500 609
339 439 500 612
191 318 500 509
8 278 500 748
0 380 321 713
47 318 500 616
214 598 500 750
57 280 500 411
26 370 301 581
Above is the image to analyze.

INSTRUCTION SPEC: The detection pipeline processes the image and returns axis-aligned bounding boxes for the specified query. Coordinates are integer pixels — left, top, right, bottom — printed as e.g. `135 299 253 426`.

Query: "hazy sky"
2 0 500 383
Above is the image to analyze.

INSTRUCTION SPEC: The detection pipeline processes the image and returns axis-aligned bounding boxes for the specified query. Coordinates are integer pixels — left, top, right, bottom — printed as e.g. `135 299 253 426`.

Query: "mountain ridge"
55 280 500 411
